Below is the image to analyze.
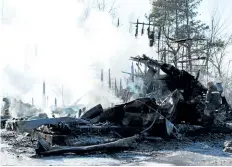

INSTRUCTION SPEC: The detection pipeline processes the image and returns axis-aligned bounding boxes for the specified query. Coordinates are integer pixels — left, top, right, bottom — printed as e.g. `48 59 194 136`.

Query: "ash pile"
1 54 232 156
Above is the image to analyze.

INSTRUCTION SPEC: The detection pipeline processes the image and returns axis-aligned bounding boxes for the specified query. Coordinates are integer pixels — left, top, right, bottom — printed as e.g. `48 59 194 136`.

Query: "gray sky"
115 0 232 33
1 0 232 32
198 0 232 31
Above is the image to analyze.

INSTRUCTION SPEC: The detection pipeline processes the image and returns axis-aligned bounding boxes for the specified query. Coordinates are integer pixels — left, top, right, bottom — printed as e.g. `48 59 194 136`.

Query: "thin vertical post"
157 26 162 76
62 85 64 107
115 78 117 96
79 109 82 118
120 79 122 95
135 19 139 37
55 98 57 107
147 17 150 36
141 22 144 35
43 81 45 95
144 63 147 74
42 81 46 108
108 69 111 89
101 69 103 82
131 62 134 82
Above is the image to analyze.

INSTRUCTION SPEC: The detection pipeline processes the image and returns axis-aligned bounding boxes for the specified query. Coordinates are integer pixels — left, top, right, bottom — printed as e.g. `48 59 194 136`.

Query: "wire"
134 94 181 139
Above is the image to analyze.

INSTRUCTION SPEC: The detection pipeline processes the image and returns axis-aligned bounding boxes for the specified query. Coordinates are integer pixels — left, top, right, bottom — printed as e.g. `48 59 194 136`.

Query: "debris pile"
224 140 232 153
1 55 232 156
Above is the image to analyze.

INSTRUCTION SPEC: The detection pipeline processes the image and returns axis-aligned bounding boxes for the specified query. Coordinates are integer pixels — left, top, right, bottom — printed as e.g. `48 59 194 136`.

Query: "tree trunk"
174 2 179 68
186 0 192 73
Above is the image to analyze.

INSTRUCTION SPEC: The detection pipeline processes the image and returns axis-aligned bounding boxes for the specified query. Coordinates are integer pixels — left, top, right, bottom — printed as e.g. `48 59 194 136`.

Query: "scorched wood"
36 135 139 156
81 104 103 120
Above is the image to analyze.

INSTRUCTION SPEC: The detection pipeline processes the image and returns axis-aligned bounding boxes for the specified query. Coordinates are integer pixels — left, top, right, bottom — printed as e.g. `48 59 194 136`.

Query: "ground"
1 129 232 166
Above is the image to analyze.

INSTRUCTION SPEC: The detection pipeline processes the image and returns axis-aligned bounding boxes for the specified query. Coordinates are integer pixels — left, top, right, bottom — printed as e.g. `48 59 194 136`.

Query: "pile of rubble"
1 55 232 156
224 141 232 153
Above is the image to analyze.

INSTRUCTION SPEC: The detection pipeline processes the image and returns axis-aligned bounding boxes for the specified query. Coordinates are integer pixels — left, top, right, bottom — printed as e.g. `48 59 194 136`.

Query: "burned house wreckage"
1 55 232 156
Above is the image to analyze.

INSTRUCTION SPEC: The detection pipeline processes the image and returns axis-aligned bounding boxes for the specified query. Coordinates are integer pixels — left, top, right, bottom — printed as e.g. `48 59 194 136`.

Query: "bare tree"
209 35 232 78
83 0 92 20
80 0 119 21
203 8 232 105
205 8 232 79
94 0 118 20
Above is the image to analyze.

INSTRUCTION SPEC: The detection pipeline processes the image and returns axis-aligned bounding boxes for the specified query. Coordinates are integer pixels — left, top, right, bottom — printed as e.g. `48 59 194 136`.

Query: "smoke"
0 0 154 115
76 82 123 109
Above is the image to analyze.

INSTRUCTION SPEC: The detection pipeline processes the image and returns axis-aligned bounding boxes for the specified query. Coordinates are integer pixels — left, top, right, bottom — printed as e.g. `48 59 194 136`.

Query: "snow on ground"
1 129 232 166
0 142 158 166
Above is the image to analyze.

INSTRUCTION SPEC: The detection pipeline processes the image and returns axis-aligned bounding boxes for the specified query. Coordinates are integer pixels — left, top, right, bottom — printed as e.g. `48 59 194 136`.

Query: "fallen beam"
81 104 103 120
9 117 90 133
36 135 140 156
31 130 70 146
69 125 140 137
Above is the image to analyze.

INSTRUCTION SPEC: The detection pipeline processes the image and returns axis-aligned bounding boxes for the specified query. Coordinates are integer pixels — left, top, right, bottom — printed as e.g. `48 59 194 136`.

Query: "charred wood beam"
130 55 207 95
121 71 144 78
136 63 145 75
81 104 103 120
68 125 141 137
159 20 206 44
36 135 140 156
130 22 158 26
178 57 206 63
32 130 70 146
130 54 163 68
34 125 140 140
10 117 90 133
169 38 207 44
131 54 187 78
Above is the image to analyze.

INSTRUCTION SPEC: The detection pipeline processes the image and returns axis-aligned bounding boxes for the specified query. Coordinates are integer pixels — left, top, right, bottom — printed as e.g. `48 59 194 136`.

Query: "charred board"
31 130 70 146
7 117 90 133
36 135 139 156
81 104 103 120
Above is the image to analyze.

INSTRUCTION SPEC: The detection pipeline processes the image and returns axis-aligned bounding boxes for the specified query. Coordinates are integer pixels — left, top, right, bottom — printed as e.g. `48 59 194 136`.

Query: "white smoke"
0 0 154 116
76 82 123 109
